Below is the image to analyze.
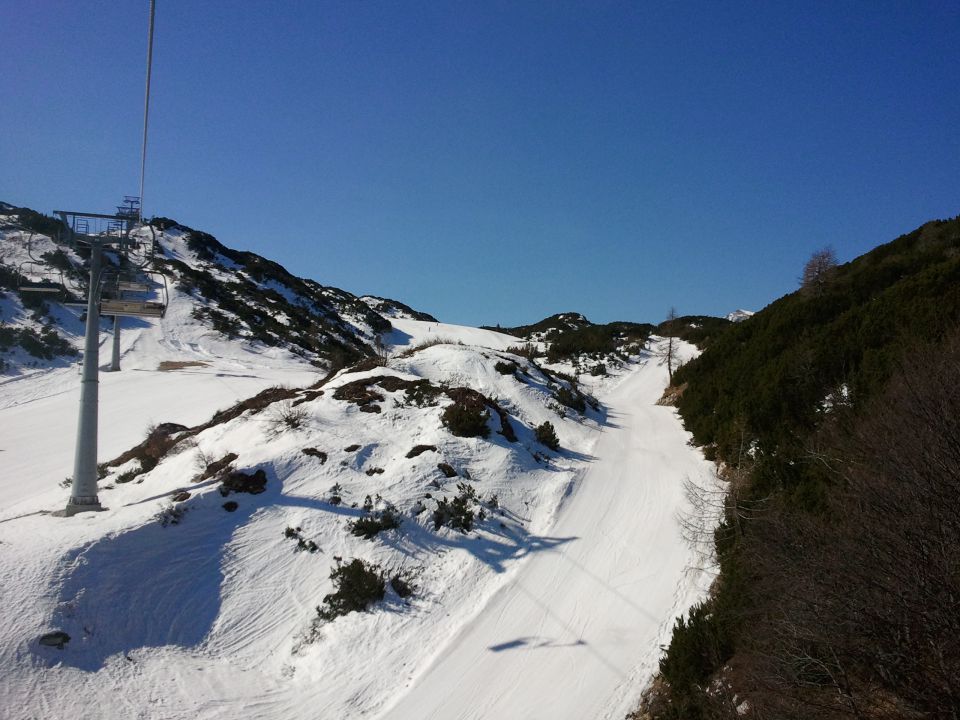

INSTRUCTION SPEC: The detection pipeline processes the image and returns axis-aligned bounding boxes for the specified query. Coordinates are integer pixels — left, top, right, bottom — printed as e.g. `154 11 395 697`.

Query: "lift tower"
54 210 166 516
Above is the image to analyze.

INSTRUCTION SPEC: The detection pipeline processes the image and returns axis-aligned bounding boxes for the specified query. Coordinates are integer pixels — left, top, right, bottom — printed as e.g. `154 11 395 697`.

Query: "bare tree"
373 335 390 367
664 306 678 383
801 247 838 295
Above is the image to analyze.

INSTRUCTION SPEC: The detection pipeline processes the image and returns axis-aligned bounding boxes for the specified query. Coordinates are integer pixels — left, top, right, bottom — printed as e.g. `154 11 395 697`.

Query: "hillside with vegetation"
642 216 960 718
0 205 432 373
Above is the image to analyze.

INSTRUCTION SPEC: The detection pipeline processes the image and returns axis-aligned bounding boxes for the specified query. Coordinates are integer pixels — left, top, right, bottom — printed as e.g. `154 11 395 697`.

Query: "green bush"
546 322 652 362
433 483 479 533
659 601 733 699
390 573 414 598
317 559 386 621
0 324 76 360
554 386 586 413
441 399 490 438
535 421 560 450
328 483 342 505
495 360 518 375
349 507 401 539
8 207 64 237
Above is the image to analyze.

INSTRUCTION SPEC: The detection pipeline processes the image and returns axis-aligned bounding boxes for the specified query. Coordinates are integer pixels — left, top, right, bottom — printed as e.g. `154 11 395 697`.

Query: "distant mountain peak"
726 309 754 322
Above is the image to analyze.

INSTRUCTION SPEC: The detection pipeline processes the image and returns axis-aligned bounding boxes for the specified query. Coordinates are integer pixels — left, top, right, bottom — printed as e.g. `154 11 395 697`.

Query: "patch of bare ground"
157 360 210 371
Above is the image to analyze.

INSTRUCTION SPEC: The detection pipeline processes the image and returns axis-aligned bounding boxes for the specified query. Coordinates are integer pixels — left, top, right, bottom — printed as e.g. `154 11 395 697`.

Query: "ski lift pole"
65 239 105 516
109 228 128 373
110 315 121 372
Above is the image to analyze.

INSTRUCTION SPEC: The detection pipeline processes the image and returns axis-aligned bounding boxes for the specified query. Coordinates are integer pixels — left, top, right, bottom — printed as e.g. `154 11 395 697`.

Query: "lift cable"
138 0 156 222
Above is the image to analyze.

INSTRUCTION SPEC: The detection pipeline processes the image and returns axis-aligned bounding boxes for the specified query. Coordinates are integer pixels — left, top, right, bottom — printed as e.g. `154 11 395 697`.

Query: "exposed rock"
219 468 267 496
406 444 437 459
38 631 70 649
198 452 238 482
302 447 328 463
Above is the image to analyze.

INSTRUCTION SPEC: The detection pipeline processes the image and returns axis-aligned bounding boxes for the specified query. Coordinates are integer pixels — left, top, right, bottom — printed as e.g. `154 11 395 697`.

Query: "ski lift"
115 221 154 263
116 279 150 292
98 271 168 318
17 261 64 294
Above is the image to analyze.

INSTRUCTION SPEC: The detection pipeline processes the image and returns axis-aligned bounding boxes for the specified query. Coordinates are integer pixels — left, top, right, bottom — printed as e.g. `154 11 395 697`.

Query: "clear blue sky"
3 1 958 327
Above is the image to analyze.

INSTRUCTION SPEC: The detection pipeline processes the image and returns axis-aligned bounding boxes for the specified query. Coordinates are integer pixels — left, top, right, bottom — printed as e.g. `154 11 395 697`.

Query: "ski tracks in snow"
376 354 719 720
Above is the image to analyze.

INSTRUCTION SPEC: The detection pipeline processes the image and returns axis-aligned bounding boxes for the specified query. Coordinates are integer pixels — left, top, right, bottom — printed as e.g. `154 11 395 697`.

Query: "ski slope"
380 346 717 720
0 309 318 515
0 316 718 720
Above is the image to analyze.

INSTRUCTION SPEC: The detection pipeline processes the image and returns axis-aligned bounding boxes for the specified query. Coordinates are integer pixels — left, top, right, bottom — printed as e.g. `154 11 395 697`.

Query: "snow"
726 309 754 322
385 317 521 352
0 307 719 718
379 339 718 720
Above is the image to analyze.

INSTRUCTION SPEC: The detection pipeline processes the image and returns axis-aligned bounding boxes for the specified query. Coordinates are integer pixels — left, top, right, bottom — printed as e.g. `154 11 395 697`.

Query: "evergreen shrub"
317 559 386 621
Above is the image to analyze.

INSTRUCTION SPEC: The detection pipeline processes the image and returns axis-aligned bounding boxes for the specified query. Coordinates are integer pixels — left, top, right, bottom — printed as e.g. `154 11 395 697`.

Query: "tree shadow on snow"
383 514 577 575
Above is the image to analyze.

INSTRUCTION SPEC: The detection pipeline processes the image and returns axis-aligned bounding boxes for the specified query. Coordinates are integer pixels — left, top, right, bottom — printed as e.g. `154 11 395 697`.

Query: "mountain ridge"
0 205 435 373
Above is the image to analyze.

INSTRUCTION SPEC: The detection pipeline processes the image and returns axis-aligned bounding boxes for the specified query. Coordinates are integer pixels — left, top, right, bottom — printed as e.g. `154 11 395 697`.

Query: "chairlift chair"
98 270 168 318
17 261 64 295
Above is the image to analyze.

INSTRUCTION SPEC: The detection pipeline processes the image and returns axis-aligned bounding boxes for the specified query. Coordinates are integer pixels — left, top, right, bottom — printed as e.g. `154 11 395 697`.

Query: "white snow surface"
0 316 719 720
726 309 754 322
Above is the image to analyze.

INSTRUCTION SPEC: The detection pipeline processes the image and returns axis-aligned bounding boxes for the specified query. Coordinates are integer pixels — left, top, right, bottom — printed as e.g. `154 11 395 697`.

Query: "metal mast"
65 230 106 515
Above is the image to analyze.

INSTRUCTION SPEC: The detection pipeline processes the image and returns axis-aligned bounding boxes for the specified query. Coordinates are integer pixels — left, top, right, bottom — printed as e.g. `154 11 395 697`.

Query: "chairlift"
98 270 168 318
18 261 64 294
126 221 156 258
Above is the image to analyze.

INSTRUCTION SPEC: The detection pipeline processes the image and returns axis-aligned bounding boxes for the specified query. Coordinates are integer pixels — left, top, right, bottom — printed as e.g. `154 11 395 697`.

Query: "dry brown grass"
157 360 209 371
395 337 460 358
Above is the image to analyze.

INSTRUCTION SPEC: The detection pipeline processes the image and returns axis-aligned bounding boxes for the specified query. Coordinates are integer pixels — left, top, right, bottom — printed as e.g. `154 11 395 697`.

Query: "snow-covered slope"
0 212 421 379
0 313 719 719
380 339 719 720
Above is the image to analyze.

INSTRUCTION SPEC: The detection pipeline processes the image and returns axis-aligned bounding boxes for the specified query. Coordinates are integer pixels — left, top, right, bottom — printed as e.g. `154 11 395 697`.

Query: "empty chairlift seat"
99 298 166 317
18 262 64 294
98 272 168 318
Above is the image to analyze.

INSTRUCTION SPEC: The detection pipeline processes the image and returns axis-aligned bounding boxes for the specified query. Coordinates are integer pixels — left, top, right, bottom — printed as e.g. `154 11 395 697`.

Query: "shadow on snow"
40 467 284 671
38 461 575 671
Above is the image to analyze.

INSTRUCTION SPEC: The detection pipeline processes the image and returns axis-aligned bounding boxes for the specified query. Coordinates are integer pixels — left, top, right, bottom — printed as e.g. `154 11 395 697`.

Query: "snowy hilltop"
0 206 721 720
0 209 432 378
725 308 754 322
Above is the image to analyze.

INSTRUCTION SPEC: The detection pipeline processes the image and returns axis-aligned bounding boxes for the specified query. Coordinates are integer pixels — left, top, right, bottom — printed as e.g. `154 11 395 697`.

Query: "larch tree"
800 246 838 295
665 306 678 384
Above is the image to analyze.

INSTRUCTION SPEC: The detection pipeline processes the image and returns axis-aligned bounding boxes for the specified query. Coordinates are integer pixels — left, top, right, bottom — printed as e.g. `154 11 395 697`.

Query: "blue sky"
3 1 958 326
